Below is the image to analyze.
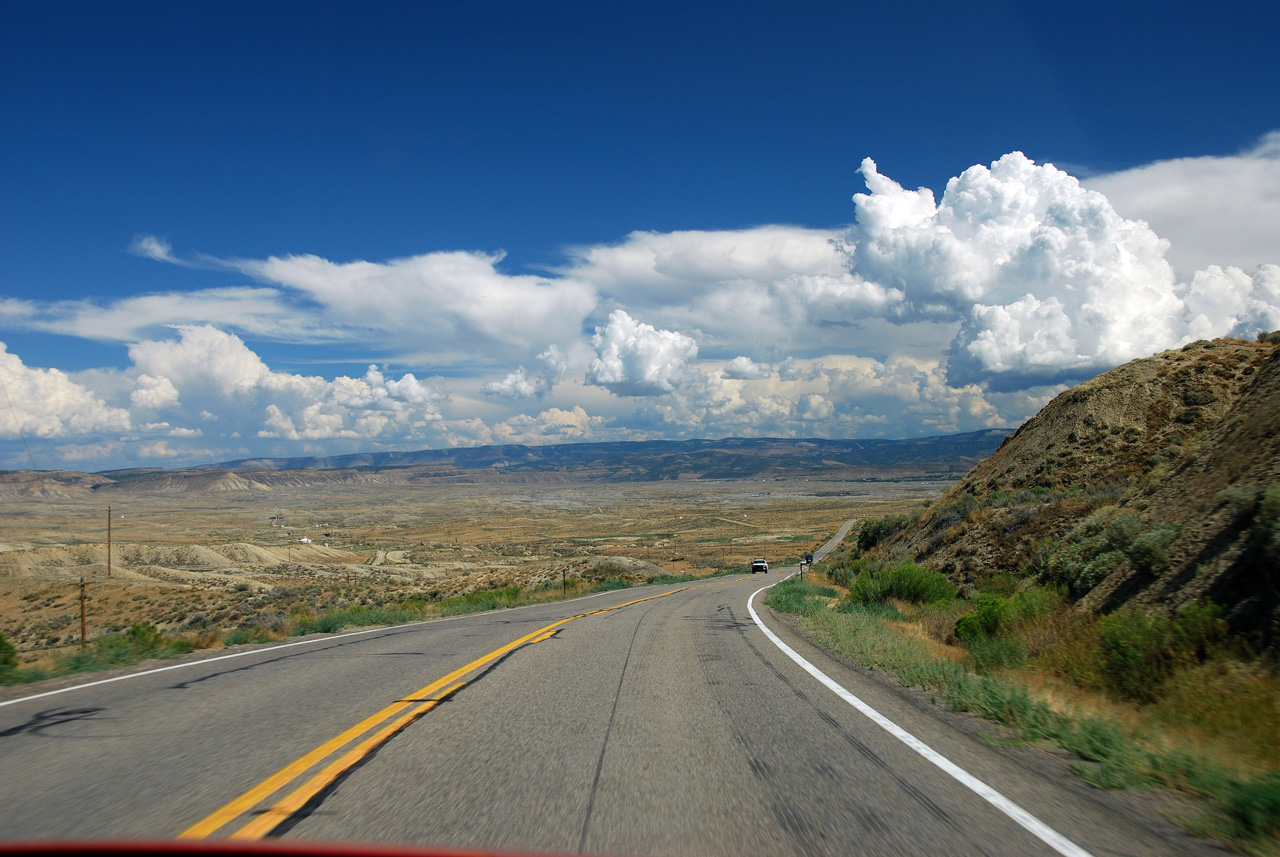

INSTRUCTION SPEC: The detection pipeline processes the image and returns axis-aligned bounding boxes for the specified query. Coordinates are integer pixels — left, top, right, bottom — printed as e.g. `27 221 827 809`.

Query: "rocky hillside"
880 336 1280 645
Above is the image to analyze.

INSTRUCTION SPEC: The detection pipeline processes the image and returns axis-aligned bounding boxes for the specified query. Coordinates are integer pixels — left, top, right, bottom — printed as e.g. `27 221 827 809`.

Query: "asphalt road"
0 525 1221 856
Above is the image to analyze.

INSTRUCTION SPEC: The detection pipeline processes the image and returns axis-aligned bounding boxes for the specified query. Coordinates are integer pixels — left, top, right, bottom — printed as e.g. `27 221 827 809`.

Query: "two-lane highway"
0 532 1217 856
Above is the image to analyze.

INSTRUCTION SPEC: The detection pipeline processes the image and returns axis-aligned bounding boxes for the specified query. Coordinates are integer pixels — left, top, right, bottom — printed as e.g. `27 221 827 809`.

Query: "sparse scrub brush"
829 555 884 588
1096 602 1226 703
766 578 837 616
589 579 633 593
954 587 1061 672
1221 773 1280 839
846 562 955 606
855 513 916 553
1126 525 1179 575
978 573 1021 597
0 632 16 671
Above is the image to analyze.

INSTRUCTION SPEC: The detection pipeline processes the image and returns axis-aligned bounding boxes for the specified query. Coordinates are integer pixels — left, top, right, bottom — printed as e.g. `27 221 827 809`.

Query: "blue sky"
1 1 1278 470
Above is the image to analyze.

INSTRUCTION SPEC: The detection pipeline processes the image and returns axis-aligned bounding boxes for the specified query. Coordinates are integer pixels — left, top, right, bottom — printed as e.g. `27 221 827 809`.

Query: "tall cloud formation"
842 153 1278 387
1 139 1278 469
0 344 131 439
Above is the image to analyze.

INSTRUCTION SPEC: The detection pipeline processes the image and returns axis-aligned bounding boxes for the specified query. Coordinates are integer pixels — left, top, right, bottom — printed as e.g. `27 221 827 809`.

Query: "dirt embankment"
884 337 1280 644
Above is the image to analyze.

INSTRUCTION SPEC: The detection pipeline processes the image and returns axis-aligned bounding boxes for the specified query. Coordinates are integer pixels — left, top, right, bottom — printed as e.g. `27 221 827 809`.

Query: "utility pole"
78 576 87 648
106 505 112 578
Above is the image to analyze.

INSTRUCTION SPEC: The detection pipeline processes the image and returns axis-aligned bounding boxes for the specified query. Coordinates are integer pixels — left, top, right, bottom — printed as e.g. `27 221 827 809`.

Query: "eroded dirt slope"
887 337 1280 643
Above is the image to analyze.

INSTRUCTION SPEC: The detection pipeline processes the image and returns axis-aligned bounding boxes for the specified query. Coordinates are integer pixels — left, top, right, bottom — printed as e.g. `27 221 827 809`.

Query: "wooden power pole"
79 576 87 649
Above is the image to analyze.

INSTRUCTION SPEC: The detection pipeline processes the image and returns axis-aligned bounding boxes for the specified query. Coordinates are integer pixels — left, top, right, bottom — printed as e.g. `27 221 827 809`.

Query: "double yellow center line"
181 578 742 840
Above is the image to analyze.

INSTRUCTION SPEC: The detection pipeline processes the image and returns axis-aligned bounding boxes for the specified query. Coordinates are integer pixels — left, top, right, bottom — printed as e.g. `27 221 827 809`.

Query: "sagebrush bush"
766 578 838 616
855 513 917 553
1222 773 1280 838
829 556 884 588
57 622 194 673
1127 525 1179 575
846 562 955 606
1096 602 1227 703
0 632 16 671
955 587 1062 672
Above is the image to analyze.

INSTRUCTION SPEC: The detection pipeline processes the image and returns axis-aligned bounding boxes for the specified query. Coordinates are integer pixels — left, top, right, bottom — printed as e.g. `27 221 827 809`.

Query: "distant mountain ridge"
0 431 1012 497
191 432 1012 477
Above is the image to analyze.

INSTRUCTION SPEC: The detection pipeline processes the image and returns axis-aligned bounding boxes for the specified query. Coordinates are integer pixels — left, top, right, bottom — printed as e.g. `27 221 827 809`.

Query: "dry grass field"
0 477 947 669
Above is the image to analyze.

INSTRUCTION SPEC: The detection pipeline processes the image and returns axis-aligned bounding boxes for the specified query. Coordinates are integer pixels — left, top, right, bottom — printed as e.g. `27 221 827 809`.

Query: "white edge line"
748 574 1093 857
0 578 706 710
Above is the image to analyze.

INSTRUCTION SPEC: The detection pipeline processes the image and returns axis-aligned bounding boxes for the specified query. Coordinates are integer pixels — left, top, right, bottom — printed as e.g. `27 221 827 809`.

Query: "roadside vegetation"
0 568 734 688
767 526 1280 854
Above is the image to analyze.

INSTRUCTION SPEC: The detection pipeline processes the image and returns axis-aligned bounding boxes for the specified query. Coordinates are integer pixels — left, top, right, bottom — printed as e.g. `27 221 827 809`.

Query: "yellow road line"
230 680 467 840
184 576 745 840
177 701 423 839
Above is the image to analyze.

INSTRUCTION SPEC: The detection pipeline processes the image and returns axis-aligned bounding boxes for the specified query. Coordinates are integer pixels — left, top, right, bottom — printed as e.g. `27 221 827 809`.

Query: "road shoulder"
751 596 1226 857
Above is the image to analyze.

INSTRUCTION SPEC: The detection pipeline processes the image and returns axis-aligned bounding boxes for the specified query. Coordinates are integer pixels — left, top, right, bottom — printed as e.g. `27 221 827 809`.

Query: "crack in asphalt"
576 602 654 854
0 706 107 739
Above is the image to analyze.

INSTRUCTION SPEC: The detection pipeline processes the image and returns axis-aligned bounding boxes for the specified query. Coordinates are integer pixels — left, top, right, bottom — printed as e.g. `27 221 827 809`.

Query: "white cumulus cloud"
721 356 772 380
587 310 702 397
840 153 1280 386
482 367 539 399
0 343 132 439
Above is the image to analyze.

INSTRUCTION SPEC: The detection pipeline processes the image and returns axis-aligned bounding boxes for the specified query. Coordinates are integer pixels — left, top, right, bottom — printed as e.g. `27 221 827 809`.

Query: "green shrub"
1105 513 1143 553
1260 483 1280 547
978 573 1021 597
1057 717 1146 788
57 622 193 673
1096 602 1225 703
837 601 905 621
1098 608 1174 702
1127 525 1179 575
438 585 525 615
955 588 1059 672
1221 773 1280 838
1183 389 1218 406
291 616 344 635
590 578 633 593
966 633 1027 671
0 632 16 671
955 596 1012 642
829 556 884 588
855 513 916 553
847 562 955 606
1260 483 1280 524
766 578 837 616
1217 484 1260 520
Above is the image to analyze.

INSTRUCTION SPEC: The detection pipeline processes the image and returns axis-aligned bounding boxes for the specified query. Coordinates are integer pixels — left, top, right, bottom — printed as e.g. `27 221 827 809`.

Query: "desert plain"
0 476 949 670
